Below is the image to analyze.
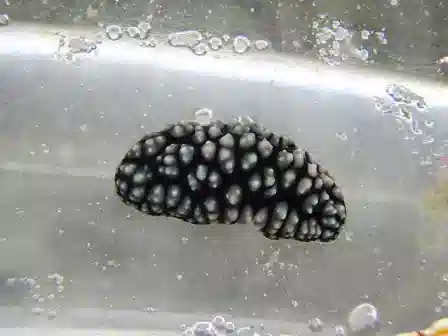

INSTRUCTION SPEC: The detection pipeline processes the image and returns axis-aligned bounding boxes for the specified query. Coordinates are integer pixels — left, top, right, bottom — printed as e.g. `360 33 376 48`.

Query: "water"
1 5 448 334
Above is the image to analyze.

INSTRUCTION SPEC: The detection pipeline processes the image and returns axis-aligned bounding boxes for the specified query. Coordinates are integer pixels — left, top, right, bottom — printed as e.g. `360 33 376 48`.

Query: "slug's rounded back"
114 118 347 243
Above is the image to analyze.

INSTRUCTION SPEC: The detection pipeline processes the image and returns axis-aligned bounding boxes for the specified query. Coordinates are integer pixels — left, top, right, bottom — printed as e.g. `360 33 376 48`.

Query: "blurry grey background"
1 0 447 76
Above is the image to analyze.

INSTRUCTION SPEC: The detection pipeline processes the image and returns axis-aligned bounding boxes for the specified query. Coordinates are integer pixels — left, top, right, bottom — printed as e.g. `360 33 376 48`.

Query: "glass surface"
0 0 447 335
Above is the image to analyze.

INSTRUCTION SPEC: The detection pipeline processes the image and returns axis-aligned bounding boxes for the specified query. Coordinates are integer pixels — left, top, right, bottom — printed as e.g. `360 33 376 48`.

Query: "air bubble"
140 39 156 48
168 30 203 48
233 36 251 54
334 27 350 41
443 274 448 283
424 120 435 128
192 42 208 56
375 32 388 44
6 277 16 286
423 136 434 145
308 317 324 332
254 39 269 51
144 306 158 313
358 48 369 61
183 328 194 336
236 326 254 336
69 36 97 54
332 40 340 50
106 25 123 41
348 303 380 332
222 34 231 44
0 13 9 26
192 321 218 336
194 108 213 125
126 26 141 39
361 30 370 40
41 143 50 154
137 21 151 38
47 309 57 320
335 325 347 336
32 307 45 315
211 316 226 329
390 0 399 6
225 321 236 333
208 37 223 51
336 132 347 140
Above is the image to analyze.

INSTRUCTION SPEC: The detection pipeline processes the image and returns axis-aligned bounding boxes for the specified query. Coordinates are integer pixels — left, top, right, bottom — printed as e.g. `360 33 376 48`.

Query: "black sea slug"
114 116 347 242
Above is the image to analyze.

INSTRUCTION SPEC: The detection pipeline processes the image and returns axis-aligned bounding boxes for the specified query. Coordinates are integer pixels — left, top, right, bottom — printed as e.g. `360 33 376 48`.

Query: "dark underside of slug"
114 119 347 243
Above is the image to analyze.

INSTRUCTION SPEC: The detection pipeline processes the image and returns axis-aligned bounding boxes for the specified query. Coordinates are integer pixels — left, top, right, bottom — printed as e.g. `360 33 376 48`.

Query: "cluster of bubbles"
53 18 156 63
376 83 428 134
6 273 66 320
167 30 270 56
311 14 388 66
181 303 379 336
373 84 440 168
53 33 99 64
103 19 270 56
104 18 156 48
181 316 236 336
